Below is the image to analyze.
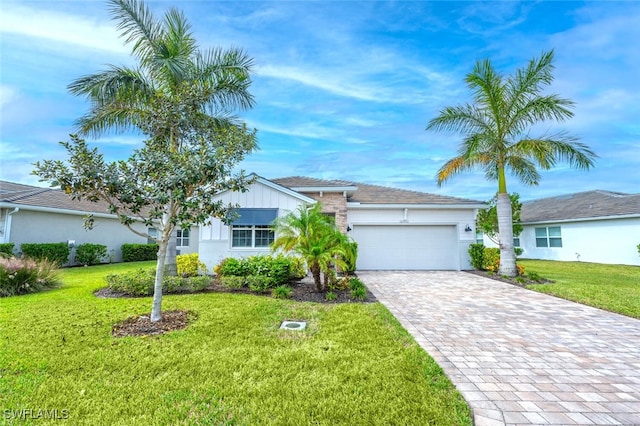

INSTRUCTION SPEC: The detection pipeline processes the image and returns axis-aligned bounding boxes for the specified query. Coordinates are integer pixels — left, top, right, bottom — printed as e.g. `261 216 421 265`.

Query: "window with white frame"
147 227 157 244
535 226 562 248
231 208 277 249
513 237 521 248
177 228 190 246
475 231 484 244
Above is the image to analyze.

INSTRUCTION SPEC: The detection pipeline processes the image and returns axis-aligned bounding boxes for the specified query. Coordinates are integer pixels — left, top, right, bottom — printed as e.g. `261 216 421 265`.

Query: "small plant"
246 275 274 293
272 285 292 299
468 243 484 270
74 243 108 266
162 275 186 293
526 271 544 283
105 269 155 296
350 287 367 301
219 276 245 289
177 253 206 277
325 291 337 301
516 264 525 276
348 277 365 291
185 276 211 292
514 276 527 284
482 248 500 272
214 257 246 277
0 257 61 297
637 243 640 257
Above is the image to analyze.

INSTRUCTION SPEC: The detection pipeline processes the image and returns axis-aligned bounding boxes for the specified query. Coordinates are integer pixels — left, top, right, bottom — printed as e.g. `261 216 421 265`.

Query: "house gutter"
521 213 640 225
0 202 152 223
3 207 19 243
347 202 487 209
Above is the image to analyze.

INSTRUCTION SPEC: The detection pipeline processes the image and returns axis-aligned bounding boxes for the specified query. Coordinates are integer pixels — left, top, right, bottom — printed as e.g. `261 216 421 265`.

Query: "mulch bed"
111 310 191 337
101 275 376 338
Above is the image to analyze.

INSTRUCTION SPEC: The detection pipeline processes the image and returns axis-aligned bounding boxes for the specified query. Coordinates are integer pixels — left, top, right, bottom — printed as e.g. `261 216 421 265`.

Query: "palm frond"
504 156 541 186
108 0 163 63
513 135 597 171
426 105 491 136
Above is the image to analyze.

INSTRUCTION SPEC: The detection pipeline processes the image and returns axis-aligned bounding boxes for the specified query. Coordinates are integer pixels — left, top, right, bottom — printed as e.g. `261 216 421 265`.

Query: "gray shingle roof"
0 181 115 215
521 190 640 223
271 176 485 205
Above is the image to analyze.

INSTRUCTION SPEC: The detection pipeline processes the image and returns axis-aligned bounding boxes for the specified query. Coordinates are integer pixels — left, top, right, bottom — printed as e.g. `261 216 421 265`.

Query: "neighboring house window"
535 226 562 248
148 227 157 244
513 237 521 248
231 208 277 249
475 231 484 244
177 229 190 247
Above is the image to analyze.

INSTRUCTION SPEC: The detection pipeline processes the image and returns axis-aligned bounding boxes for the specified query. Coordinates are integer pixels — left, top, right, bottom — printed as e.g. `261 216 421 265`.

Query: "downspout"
4 207 19 244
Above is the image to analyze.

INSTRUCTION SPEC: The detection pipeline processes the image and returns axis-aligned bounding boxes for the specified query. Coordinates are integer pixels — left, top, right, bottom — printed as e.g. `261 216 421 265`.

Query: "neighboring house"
199 175 485 271
482 190 640 266
0 181 198 264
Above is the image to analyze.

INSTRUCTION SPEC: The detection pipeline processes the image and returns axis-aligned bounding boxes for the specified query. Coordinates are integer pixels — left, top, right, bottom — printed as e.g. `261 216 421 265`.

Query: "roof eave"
347 202 486 209
521 213 640 225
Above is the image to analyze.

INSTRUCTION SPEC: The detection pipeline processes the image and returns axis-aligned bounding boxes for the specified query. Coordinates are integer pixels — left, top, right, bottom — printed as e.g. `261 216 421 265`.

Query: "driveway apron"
359 271 640 426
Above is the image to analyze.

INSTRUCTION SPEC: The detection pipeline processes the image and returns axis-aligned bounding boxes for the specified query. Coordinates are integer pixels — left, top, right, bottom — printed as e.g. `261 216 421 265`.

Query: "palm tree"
67 0 254 275
271 203 348 292
427 50 596 276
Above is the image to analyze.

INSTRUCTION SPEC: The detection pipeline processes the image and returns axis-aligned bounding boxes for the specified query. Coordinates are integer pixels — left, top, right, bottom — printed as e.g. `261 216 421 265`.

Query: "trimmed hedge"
121 244 158 262
74 243 108 266
214 255 299 287
468 243 485 270
0 243 15 256
20 242 69 265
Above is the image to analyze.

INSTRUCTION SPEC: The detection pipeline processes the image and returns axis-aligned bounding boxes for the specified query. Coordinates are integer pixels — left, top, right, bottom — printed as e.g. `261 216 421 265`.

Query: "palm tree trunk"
496 192 517 277
310 263 322 292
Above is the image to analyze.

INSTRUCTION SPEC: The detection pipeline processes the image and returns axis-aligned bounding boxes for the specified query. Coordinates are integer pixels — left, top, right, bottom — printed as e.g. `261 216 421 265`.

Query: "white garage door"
351 225 459 270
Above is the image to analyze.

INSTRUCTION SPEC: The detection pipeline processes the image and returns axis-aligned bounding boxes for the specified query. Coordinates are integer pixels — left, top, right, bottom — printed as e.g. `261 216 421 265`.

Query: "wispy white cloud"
0 4 125 54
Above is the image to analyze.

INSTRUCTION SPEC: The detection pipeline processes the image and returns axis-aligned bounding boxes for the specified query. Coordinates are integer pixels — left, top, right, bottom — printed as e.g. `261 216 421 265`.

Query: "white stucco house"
482 190 640 266
199 175 486 271
0 181 198 264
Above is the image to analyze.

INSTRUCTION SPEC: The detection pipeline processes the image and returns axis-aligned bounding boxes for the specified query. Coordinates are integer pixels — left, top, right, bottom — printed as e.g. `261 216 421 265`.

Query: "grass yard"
520 259 640 319
0 261 471 425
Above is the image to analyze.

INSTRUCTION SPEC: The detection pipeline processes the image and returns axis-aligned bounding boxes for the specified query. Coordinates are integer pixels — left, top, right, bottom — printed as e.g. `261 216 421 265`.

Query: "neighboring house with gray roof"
484 190 640 266
199 175 485 271
0 181 198 264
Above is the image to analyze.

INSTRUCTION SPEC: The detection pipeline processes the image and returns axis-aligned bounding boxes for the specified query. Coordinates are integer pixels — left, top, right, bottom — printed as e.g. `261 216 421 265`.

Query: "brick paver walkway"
359 271 640 425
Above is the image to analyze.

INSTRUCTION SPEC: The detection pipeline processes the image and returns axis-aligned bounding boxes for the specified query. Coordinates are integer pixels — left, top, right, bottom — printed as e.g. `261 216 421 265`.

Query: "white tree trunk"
496 192 517 277
151 238 168 322
164 227 178 276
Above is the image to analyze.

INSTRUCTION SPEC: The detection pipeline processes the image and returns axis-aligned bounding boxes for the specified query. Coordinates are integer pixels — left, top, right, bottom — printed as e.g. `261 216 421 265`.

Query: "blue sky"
1 1 639 202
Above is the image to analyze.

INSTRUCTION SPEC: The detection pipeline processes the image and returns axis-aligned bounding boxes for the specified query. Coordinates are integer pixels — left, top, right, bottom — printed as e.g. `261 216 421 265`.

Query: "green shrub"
214 257 246 277
0 243 15 256
325 291 337 301
214 255 297 287
350 286 367 301
74 243 108 266
348 277 365 291
246 275 275 293
0 257 61 297
105 269 155 296
121 244 158 262
637 243 640 257
20 242 69 265
219 276 245 289
342 241 358 274
482 248 501 272
468 243 484 270
105 269 211 296
185 276 211 292
514 247 524 256
288 256 307 279
176 253 206 277
272 285 292 299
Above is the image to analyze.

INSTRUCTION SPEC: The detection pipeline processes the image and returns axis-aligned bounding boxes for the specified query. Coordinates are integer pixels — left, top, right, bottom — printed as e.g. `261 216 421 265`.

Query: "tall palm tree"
427 50 596 276
68 0 254 275
271 203 347 292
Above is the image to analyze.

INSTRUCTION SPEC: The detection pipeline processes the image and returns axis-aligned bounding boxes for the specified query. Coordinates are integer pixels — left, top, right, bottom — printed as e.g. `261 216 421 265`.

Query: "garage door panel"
352 225 458 270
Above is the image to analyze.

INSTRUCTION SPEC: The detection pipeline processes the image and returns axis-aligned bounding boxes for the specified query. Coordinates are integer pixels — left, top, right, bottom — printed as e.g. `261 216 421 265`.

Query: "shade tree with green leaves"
34 0 258 322
427 50 596 277
66 0 255 276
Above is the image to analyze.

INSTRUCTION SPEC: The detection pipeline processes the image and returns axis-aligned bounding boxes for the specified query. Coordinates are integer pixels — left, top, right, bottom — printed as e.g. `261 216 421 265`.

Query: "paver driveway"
359 271 640 426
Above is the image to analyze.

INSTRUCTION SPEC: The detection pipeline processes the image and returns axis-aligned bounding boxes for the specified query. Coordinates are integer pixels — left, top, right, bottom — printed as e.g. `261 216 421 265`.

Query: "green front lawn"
0 262 471 425
520 259 640 319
